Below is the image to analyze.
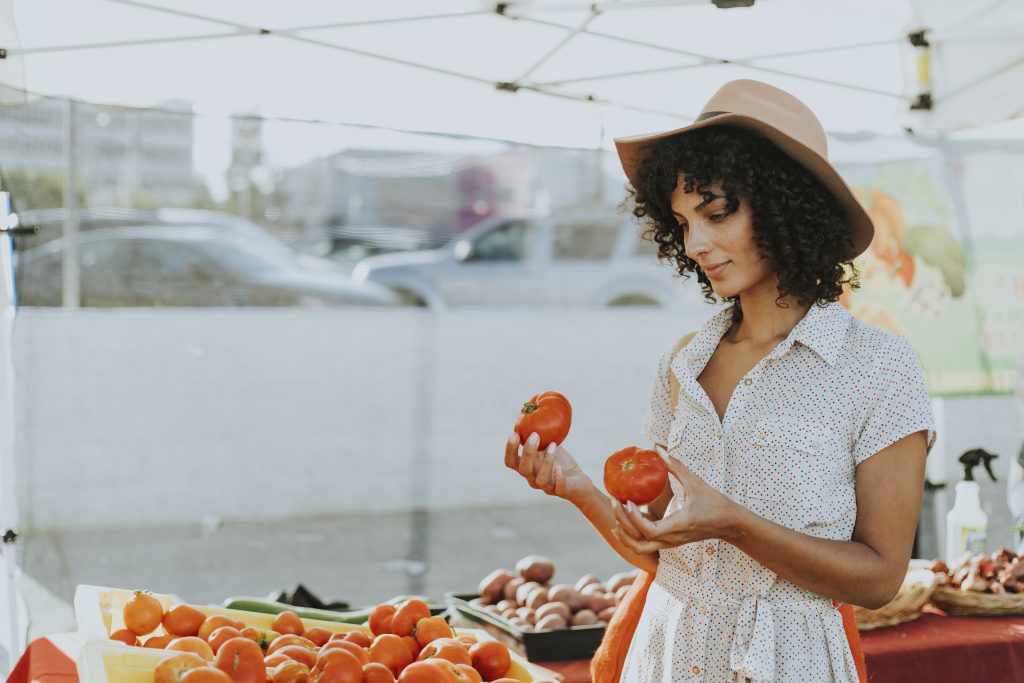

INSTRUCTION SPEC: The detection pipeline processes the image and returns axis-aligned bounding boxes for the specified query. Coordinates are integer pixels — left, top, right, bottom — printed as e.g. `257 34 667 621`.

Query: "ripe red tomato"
395 661 453 683
271 661 309 683
368 604 396 637
271 611 305 637
110 628 139 646
468 641 511 681
514 391 571 449
390 599 431 638
214 637 265 683
163 605 206 638
179 667 233 683
123 591 164 636
362 662 397 683
603 446 668 505
302 627 332 647
369 634 414 676
154 653 206 683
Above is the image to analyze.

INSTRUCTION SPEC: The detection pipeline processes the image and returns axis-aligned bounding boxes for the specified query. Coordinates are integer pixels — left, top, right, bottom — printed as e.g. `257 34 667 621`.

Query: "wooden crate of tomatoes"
74 585 558 683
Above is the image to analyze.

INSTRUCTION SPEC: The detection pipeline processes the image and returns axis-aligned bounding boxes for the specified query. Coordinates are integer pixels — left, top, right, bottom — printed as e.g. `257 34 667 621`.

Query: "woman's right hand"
505 431 593 504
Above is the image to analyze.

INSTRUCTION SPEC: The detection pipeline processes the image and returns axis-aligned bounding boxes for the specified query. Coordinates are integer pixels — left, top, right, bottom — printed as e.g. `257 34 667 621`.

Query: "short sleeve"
853 335 936 466
640 345 676 447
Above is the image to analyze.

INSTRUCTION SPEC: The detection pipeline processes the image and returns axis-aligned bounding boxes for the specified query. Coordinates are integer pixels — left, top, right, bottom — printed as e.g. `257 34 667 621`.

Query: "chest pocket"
666 407 717 485
745 418 852 532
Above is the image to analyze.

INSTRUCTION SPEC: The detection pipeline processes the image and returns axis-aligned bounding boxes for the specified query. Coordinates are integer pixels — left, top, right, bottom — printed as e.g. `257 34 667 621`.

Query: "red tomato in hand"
514 391 571 449
603 446 668 505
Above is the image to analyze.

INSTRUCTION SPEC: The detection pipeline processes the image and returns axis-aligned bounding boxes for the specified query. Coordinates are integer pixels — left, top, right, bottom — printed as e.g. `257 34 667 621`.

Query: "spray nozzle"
959 448 998 483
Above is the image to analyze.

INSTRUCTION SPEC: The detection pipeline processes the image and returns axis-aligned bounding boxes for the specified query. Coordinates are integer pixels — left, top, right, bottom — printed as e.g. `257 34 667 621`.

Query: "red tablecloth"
541 611 1024 683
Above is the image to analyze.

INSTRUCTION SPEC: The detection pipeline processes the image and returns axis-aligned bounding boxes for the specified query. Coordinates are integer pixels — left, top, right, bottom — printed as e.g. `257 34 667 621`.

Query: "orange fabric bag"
590 570 654 683
590 331 868 682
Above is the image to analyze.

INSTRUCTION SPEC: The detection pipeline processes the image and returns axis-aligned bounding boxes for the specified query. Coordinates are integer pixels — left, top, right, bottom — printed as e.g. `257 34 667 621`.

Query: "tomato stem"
521 402 537 414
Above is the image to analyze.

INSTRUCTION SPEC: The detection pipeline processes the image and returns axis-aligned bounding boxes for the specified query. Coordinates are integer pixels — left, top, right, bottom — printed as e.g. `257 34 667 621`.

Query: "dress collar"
677 300 852 371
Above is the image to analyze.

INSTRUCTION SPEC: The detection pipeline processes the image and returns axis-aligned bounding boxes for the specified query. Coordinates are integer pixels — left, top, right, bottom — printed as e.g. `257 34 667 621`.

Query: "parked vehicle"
350 211 701 308
15 225 400 307
15 207 339 272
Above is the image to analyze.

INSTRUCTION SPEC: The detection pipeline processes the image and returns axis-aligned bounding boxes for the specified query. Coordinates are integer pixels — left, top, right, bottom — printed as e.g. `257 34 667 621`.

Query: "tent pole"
0 190 21 676
62 99 79 309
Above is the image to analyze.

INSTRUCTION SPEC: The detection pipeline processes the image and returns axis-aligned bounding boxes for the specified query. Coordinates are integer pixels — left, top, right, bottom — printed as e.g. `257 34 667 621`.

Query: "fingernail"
546 443 556 455
627 501 637 512
528 433 539 445
508 434 517 446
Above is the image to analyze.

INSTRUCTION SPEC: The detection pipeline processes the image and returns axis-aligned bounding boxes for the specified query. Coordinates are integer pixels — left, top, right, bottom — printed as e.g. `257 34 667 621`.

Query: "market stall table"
9 610 1024 683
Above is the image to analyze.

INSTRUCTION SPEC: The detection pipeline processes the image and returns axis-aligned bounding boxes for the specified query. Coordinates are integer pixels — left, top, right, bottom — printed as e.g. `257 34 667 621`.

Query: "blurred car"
15 207 340 272
350 211 696 308
15 225 400 307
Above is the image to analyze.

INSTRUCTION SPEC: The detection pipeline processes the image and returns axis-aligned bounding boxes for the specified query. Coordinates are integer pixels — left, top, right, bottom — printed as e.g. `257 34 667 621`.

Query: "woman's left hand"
612 447 739 553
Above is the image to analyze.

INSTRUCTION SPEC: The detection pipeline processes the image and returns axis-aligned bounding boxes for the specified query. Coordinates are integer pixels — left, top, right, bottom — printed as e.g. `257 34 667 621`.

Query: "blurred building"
0 97 195 207
278 145 622 253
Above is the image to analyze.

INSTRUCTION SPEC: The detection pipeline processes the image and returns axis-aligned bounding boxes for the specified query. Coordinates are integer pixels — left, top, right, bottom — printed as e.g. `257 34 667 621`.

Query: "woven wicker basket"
930 586 1024 616
853 567 938 631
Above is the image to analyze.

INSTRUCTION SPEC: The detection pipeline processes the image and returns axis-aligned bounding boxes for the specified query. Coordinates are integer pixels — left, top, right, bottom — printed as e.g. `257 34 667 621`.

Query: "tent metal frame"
8 0 930 122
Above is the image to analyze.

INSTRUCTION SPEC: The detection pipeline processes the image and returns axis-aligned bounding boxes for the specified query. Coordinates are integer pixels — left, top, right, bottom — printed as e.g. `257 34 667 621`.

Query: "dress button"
706 546 715 555
692 665 700 675
743 378 753 386
756 429 766 439
699 605 708 615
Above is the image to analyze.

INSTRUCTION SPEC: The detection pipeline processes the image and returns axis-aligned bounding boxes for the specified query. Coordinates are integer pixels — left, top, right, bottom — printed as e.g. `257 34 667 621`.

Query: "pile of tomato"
110 591 553 683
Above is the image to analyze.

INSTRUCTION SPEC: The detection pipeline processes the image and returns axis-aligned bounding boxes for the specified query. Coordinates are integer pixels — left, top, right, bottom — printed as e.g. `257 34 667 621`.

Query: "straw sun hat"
614 79 874 259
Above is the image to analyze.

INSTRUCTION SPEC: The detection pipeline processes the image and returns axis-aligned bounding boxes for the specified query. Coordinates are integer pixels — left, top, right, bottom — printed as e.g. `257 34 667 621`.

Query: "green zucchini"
220 595 437 624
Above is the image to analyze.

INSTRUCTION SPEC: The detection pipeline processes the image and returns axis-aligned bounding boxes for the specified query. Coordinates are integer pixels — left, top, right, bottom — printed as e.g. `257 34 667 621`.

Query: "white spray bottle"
946 448 998 565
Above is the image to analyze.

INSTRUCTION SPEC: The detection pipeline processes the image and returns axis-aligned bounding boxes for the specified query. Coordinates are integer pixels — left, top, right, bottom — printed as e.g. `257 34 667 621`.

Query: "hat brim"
614 113 873 260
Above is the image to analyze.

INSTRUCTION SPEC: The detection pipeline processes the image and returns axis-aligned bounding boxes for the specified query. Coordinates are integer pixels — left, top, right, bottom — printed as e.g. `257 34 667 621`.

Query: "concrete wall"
12 308 1024 556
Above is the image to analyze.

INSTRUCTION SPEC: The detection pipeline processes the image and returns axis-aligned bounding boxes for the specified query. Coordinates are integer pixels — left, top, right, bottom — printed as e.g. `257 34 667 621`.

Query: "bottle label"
961 526 987 555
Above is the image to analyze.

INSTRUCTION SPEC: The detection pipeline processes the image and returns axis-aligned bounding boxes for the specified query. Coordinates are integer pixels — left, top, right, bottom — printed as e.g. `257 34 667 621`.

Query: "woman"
504 80 935 682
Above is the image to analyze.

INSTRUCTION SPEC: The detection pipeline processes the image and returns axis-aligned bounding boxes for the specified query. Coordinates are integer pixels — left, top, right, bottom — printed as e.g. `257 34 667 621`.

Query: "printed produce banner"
839 148 1024 396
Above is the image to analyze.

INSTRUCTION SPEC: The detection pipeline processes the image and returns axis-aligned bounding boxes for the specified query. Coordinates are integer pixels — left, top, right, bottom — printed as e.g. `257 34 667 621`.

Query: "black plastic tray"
445 592 605 663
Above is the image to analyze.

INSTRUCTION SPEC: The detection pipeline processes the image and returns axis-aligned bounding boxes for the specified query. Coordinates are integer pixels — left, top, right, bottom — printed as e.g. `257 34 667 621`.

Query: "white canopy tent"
0 0 1023 672
2 0 1024 146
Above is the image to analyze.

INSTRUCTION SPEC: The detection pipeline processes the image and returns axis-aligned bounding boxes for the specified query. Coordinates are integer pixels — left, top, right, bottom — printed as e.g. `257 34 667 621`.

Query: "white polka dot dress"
621 301 936 683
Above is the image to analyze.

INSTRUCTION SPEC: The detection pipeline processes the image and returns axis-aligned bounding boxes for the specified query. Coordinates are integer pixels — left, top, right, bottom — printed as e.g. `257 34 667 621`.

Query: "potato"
614 585 632 605
597 606 617 622
547 584 584 611
575 574 602 591
570 609 598 626
583 594 612 613
606 572 636 593
510 617 529 628
515 607 536 625
478 569 517 604
580 583 607 597
495 599 516 613
516 555 556 584
525 587 549 611
503 577 525 602
535 602 571 623
534 614 567 630
516 581 542 606
501 607 518 619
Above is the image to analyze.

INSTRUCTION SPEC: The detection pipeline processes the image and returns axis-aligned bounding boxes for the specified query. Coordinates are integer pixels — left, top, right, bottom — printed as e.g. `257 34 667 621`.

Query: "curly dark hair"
626 124 860 318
